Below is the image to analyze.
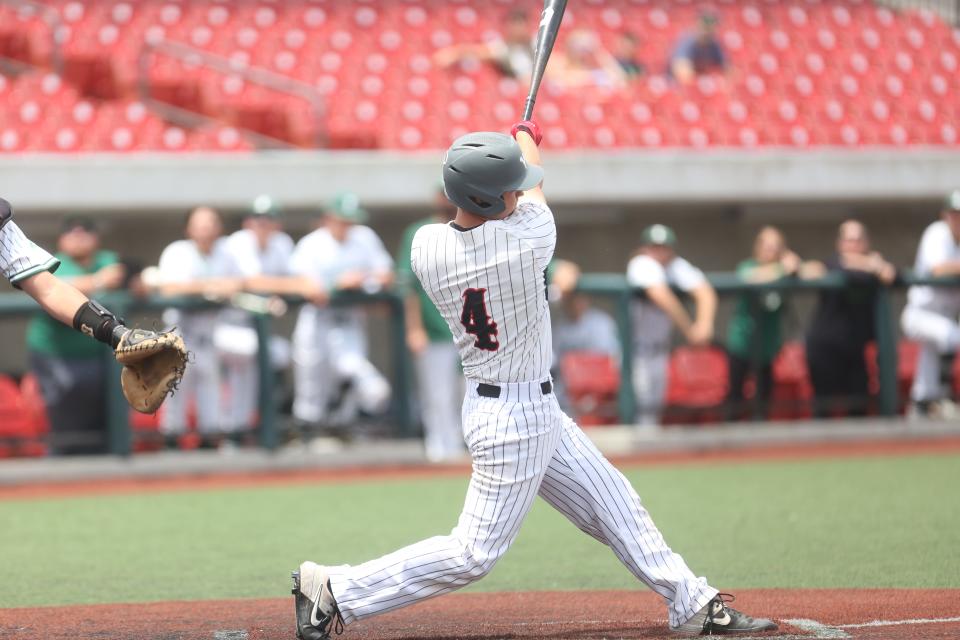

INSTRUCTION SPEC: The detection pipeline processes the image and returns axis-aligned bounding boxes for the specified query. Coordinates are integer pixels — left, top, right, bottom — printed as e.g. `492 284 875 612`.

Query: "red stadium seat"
769 342 813 420
0 375 32 439
663 346 728 425
560 352 620 426
0 0 958 152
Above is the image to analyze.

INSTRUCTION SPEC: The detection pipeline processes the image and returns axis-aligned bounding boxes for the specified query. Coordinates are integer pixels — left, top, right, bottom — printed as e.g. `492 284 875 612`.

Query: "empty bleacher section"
1 0 958 152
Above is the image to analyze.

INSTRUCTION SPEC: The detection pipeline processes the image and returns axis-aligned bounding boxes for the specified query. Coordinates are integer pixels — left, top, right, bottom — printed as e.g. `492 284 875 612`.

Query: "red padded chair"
662 346 728 425
0 375 32 442
770 341 813 420
560 352 620 427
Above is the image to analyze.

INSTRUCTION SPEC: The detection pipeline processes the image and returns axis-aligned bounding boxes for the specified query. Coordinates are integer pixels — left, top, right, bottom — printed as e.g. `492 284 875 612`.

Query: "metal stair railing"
138 38 327 149
0 0 63 74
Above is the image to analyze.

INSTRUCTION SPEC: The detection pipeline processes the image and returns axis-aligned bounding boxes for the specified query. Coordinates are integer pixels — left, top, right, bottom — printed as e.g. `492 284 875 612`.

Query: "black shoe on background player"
291 562 343 640
671 593 778 635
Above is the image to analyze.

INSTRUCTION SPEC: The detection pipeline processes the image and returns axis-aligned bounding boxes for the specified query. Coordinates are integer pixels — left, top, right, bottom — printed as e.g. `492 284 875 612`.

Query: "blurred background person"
433 8 533 81
901 191 960 418
669 11 727 86
154 206 242 444
396 186 464 462
806 220 896 418
219 194 296 433
726 226 823 420
549 29 627 92
290 193 394 431
613 31 646 79
27 216 124 455
626 224 717 426
550 259 621 416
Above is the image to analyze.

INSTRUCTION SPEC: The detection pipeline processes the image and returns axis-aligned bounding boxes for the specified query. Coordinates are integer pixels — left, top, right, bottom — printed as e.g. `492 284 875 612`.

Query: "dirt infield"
2 589 958 639
3 435 960 501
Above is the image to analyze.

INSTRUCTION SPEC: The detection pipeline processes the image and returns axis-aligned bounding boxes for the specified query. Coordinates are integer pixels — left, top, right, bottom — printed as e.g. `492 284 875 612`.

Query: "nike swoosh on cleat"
712 611 732 626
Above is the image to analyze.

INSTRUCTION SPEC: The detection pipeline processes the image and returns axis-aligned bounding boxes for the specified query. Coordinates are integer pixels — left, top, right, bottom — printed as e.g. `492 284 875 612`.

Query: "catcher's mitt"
115 328 188 414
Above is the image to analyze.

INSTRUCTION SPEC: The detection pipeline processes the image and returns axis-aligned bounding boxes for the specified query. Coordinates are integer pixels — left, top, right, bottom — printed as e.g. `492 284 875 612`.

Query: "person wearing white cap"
219 195 296 431
289 193 394 429
900 190 960 417
626 224 717 425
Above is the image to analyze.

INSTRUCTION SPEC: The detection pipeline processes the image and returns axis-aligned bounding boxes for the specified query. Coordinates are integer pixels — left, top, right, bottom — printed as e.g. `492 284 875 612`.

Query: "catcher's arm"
22 270 187 414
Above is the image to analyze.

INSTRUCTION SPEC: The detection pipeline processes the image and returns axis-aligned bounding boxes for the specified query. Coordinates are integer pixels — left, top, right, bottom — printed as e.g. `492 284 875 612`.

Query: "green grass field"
2 452 958 608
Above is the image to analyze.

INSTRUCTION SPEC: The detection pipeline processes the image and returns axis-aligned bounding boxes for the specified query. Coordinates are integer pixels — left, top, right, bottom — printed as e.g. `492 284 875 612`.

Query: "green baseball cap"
944 190 960 213
250 194 282 218
327 191 369 223
641 223 677 247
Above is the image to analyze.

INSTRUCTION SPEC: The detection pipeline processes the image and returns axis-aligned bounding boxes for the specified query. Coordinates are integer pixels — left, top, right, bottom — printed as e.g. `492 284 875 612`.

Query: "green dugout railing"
575 271 960 425
1 272 958 455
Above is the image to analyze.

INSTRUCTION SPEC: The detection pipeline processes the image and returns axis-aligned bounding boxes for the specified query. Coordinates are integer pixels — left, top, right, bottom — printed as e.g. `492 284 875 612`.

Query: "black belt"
477 381 552 399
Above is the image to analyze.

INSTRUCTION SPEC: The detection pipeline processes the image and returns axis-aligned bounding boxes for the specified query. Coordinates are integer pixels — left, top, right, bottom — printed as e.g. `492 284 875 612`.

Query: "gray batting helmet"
441 132 544 218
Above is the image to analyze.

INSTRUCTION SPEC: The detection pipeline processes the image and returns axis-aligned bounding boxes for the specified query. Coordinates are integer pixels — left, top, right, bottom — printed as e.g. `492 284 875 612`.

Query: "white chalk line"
380 615 960 638
213 631 248 640
785 618 851 639
838 616 960 629
785 615 960 638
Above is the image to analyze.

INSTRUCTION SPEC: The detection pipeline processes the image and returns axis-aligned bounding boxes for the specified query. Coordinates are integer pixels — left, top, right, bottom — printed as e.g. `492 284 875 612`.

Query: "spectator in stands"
550 259 621 415
433 9 534 81
726 226 823 420
396 187 465 462
27 216 125 455
550 29 628 92
613 31 646 79
900 191 960 418
627 224 717 426
290 193 393 432
219 195 296 433
669 11 727 85
807 220 896 418
154 206 243 445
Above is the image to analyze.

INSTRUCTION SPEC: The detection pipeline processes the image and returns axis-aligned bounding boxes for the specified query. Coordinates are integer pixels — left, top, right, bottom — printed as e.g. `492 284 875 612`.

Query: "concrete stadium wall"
2 148 959 212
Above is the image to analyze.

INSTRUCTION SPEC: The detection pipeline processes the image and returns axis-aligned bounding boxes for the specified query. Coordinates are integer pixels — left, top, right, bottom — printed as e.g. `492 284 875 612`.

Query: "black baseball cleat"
672 594 778 636
291 562 343 640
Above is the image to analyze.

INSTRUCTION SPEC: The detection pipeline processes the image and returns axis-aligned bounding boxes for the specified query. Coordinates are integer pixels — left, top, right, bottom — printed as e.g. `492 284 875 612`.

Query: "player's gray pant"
414 341 465 461
901 305 960 402
326 378 717 629
632 347 669 425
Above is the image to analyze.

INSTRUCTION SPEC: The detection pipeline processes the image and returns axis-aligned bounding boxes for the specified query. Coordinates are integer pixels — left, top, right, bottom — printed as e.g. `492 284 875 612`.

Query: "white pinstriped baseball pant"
326 378 718 629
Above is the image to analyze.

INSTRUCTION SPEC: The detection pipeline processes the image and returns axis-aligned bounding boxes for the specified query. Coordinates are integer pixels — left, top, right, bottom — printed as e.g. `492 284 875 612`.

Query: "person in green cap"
901 189 960 418
27 215 126 454
396 186 466 462
289 192 394 429
626 224 717 426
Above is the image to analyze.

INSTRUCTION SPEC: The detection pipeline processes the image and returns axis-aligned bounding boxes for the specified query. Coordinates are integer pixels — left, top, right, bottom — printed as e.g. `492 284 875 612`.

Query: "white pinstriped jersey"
411 197 556 383
0 221 59 286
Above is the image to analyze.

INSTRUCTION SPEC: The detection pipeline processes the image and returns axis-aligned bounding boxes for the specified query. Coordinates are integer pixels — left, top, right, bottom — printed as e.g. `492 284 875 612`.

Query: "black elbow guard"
72 300 127 348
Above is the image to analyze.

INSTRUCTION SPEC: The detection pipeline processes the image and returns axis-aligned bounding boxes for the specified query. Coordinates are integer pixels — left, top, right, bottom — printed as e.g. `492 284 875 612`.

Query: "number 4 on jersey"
460 288 499 351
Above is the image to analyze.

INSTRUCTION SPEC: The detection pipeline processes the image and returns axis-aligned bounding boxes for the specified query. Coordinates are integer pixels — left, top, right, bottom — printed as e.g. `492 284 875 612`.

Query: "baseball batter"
292 127 777 638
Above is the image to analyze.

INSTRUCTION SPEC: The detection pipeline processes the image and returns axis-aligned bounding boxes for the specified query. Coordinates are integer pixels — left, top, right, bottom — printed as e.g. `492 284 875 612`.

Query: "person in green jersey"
396 187 466 462
26 216 125 454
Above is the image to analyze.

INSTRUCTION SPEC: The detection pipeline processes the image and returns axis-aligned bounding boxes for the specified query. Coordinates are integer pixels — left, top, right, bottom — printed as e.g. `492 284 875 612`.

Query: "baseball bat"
522 0 568 121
